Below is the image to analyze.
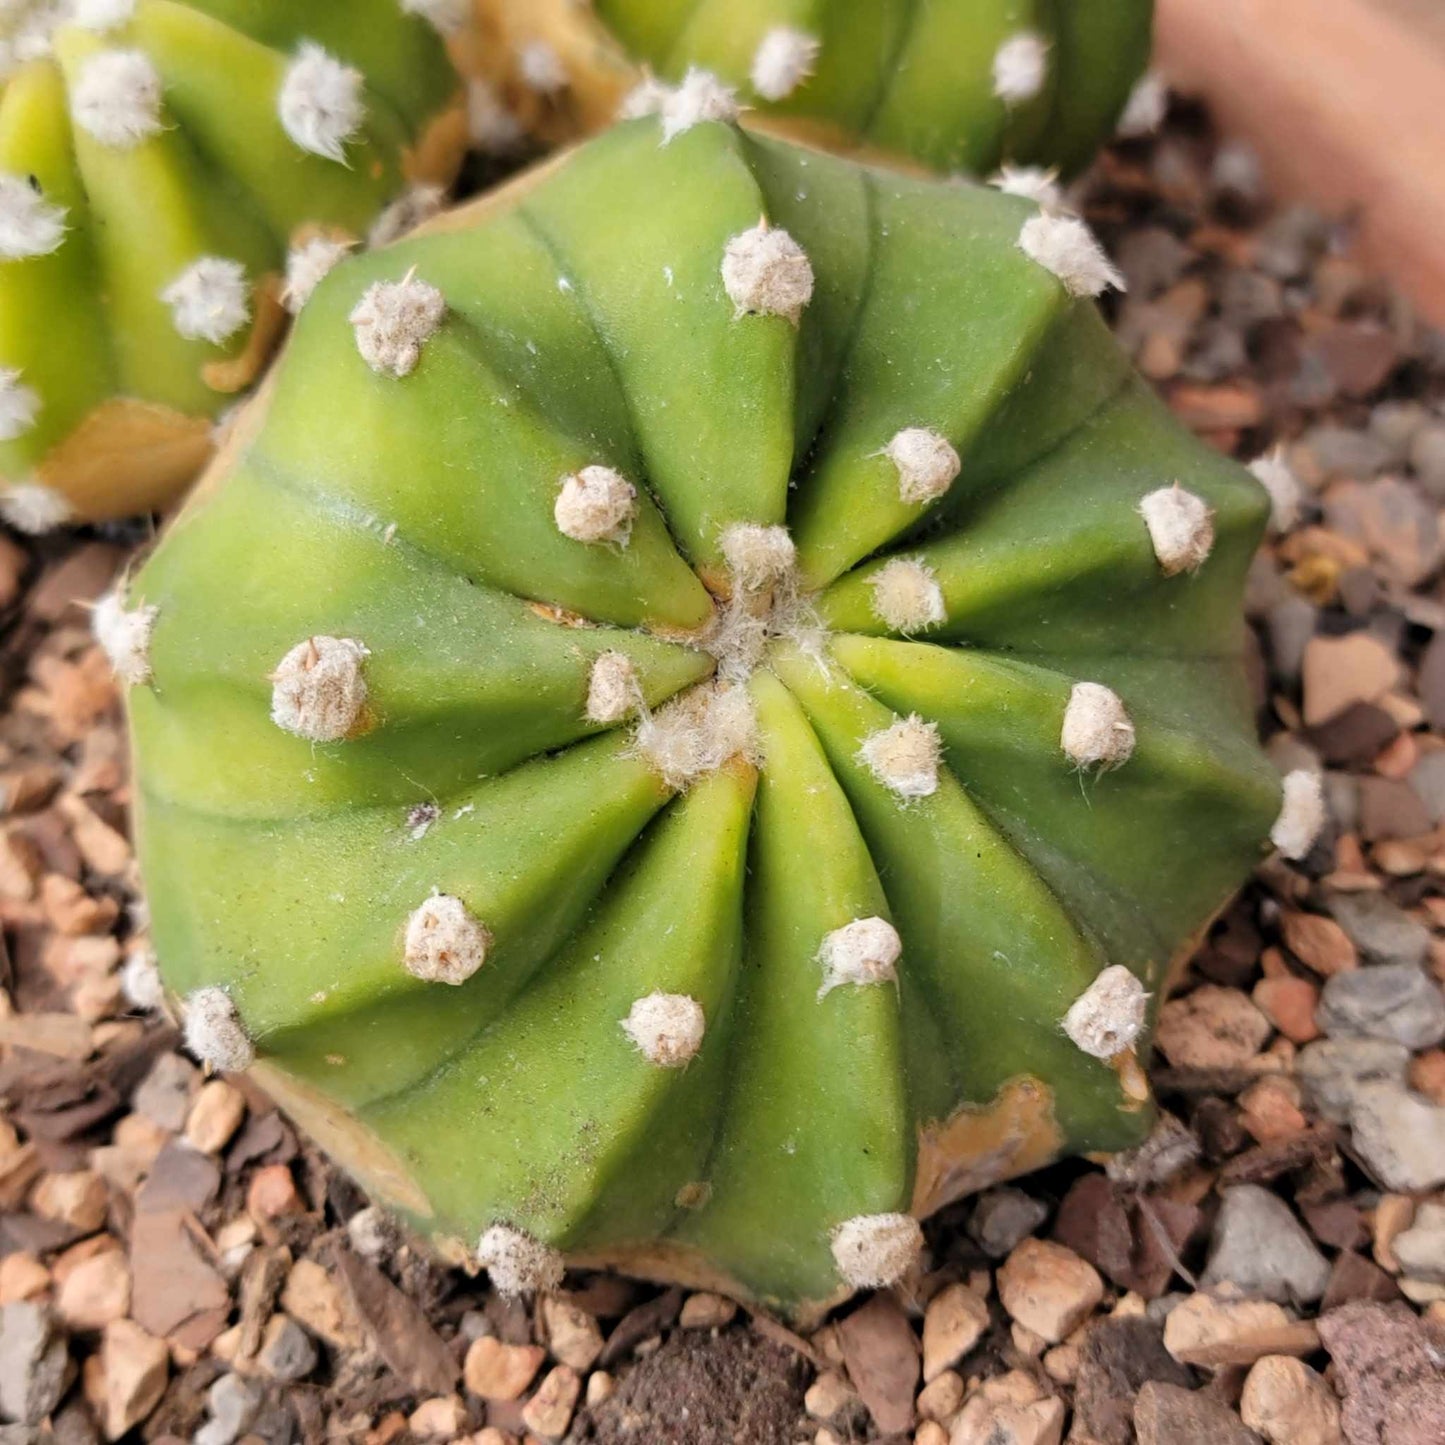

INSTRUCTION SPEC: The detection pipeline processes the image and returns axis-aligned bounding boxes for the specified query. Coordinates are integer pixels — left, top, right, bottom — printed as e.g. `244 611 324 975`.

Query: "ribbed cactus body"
474 0 1153 179
121 117 1290 1320
0 0 469 530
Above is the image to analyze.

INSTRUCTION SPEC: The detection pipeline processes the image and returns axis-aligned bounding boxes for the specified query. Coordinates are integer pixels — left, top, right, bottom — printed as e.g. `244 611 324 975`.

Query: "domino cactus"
113 114 1314 1320
0 0 475 532
472 0 1158 179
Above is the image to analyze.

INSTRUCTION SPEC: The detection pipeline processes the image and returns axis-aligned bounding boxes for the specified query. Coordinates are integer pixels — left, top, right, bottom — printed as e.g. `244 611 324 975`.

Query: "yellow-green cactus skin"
473 0 1156 180
0 0 474 531
113 116 1314 1322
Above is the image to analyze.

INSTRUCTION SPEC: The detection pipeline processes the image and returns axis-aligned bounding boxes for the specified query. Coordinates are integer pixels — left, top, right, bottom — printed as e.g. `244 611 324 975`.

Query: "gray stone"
1326 891 1431 968
1199 1186 1331 1306
1134 1382 1263 1445
1393 1203 1445 1285
1370 400 1430 462
1298 1037 1411 1123
1409 750 1445 825
0 1304 69 1427
1265 596 1318 685
968 1187 1049 1259
1304 423 1392 479
1349 1082 1445 1192
132 1052 200 1133
1316 964 1445 1050
1116 227 1192 298
194 1373 263 1445
256 1317 317 1384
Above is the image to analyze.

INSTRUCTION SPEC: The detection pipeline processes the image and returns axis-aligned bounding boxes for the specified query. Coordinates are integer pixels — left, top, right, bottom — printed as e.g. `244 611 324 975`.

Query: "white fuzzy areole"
160 256 250 345
350 275 446 378
279 42 365 163
722 222 814 325
869 557 946 635
121 945 164 1013
74 0 136 31
270 636 370 742
1116 72 1169 138
1064 965 1149 1060
619 74 671 121
1248 449 1304 533
1272 769 1326 861
818 916 901 999
991 164 1063 210
1018 214 1125 298
993 31 1049 105
468 77 525 154
517 39 568 95
586 651 640 725
621 992 706 1067
403 892 491 985
886 428 961 506
750 26 820 101
401 0 468 36
0 366 40 442
0 481 72 534
831 1213 924 1289
283 236 350 314
184 987 255 1073
71 48 163 148
1061 682 1135 770
1139 484 1215 576
477 1224 565 1298
555 465 637 546
859 715 942 800
93 587 158 686
635 684 758 792
721 522 796 591
369 185 443 247
0 173 66 259
660 68 739 145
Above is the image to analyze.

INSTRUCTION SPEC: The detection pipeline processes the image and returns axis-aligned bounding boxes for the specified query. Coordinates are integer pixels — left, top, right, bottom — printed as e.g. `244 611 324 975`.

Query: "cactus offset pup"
115 113 1310 1321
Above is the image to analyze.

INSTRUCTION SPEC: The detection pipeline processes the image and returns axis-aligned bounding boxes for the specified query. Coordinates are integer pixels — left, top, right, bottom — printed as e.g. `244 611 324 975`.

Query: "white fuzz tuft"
1139 484 1215 576
93 588 157 686
400 0 467 37
517 40 567 96
993 31 1049 105
1272 769 1326 861
0 481 72 534
635 684 758 792
71 49 163 148
619 74 671 121
403 892 491 985
160 256 250 345
73 0 136 31
586 651 640 725
869 557 946 634
1116 72 1169 139
283 236 350 314
279 43 365 163
660 68 739 144
831 1214 924 1289
0 366 40 441
183 987 254 1073
270 636 370 742
1248 449 1304 533
477 1224 565 1298
885 428 961 506
818 917 901 1000
121 945 164 1013
1018 214 1125 298
0 173 66 259
1064 965 1149 1060
722 221 813 325
750 26 820 102
467 78 525 154
721 522 796 591
991 164 1063 210
1061 682 1135 770
621 993 705 1067
859 715 942 800
369 185 443 247
350 275 446 378
555 465 637 546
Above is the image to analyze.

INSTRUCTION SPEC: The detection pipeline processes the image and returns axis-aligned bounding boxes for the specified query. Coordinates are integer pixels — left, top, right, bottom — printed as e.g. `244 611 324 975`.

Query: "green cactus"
111 113 1316 1321
474 0 1158 181
0 0 472 532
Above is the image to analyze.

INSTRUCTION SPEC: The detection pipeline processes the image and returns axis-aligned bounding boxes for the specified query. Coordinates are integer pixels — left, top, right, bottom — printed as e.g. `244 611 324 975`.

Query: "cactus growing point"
0 0 475 530
117 115 1308 1320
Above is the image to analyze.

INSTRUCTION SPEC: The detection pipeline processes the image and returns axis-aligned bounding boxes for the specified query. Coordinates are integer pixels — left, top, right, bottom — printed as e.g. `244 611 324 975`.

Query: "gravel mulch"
2 98 1445 1445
